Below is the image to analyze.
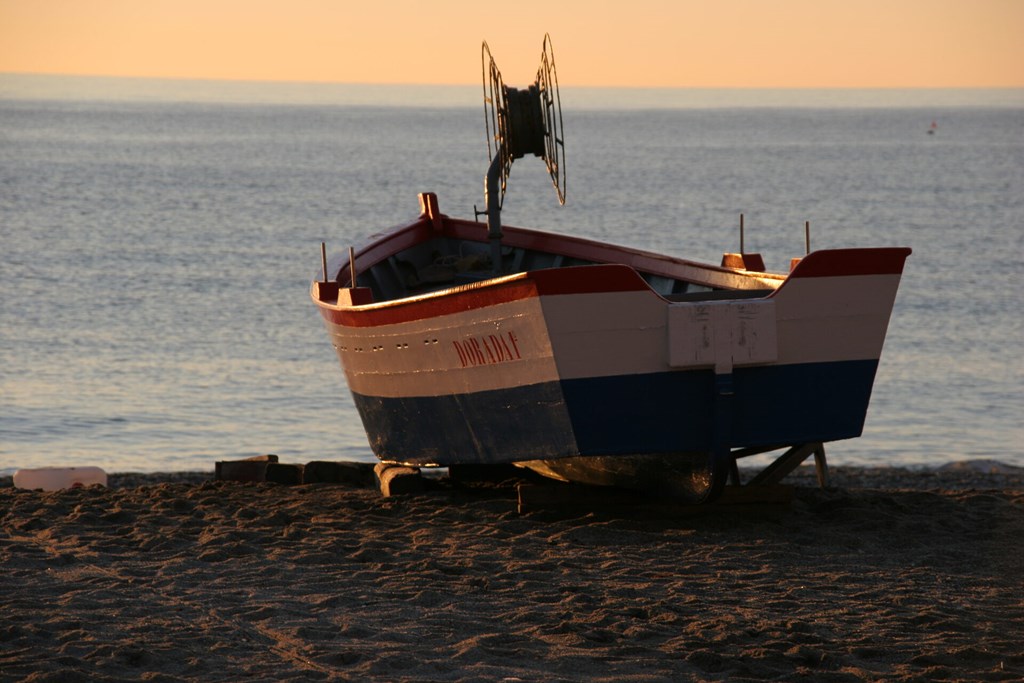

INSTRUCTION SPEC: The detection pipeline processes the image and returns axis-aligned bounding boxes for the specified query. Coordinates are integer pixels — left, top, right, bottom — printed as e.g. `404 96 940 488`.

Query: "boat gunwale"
313 199 791 313
311 196 911 323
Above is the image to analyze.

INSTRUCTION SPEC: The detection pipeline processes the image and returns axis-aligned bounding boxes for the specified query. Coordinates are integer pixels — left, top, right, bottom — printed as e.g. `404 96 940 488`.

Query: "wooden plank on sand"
265 463 304 485
374 463 425 497
214 454 279 483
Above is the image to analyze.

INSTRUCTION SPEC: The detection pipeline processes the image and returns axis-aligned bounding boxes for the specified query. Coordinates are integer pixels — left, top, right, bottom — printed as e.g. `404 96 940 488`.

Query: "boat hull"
316 237 910 469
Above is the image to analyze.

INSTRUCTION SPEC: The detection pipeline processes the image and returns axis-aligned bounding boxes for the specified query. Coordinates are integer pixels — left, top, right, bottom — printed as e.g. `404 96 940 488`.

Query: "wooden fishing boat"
310 36 911 502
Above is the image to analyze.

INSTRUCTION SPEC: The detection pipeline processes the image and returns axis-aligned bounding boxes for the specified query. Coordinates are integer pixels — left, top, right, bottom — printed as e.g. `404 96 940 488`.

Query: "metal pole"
485 154 504 274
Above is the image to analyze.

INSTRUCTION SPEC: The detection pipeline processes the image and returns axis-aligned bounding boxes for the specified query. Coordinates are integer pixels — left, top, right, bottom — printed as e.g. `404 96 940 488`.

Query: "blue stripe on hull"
351 359 880 466
563 359 880 455
352 381 577 465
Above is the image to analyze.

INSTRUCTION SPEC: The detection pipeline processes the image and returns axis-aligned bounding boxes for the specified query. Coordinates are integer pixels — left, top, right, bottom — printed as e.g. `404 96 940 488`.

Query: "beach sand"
2 464 1022 682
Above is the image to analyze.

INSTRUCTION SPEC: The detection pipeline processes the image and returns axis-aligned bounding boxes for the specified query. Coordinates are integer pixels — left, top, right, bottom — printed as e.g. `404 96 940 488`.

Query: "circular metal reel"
536 33 566 205
482 41 512 207
481 35 567 210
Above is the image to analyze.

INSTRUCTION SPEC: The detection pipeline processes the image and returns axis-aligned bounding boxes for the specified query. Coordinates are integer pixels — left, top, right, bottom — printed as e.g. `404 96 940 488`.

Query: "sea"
2 75 1022 474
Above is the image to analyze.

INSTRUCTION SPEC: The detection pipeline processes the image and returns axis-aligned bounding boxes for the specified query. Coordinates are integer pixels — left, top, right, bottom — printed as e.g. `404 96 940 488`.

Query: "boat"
310 36 911 503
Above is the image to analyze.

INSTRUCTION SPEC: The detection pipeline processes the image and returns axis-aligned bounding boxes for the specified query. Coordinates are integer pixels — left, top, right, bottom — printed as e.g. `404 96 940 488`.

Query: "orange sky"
1 0 1021 88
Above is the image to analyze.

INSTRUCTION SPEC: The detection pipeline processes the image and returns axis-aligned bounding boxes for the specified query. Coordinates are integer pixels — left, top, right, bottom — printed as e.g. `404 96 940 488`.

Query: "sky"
1 0 1022 88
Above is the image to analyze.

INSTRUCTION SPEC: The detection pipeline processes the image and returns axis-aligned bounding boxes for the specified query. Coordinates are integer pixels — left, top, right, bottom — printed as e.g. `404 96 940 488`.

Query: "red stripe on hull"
788 248 912 278
320 277 539 327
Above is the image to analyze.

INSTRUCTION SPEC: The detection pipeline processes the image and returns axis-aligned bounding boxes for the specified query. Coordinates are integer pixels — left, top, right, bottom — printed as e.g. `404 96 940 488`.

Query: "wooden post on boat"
314 242 340 302
740 213 745 254
790 221 812 271
331 245 374 306
721 214 765 271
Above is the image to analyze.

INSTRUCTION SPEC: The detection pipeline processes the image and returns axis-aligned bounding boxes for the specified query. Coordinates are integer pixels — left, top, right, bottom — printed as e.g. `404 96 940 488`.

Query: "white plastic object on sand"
13 466 108 491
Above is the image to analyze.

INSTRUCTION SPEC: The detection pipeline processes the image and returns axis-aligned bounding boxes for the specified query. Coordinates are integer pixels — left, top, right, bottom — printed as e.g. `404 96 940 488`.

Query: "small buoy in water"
927 120 938 135
13 466 108 491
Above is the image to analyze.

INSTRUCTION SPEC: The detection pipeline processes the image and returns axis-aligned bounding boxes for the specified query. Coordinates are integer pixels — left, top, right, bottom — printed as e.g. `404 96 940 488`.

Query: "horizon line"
4 72 1024 92
4 73 1022 110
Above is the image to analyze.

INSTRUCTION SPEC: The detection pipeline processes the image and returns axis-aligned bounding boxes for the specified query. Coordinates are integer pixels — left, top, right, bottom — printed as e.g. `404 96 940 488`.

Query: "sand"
1 464 1022 682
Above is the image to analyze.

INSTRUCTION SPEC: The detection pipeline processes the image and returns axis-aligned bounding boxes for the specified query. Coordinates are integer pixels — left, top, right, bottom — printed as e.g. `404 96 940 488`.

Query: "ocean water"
2 77 1022 474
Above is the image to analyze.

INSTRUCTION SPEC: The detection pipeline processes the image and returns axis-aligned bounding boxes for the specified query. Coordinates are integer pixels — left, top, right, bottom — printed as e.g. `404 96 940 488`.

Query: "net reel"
481 34 566 271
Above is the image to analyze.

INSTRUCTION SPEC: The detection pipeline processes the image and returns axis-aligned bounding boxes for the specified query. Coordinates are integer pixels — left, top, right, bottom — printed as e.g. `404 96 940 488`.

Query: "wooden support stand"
215 457 376 488
374 463 425 497
746 442 829 487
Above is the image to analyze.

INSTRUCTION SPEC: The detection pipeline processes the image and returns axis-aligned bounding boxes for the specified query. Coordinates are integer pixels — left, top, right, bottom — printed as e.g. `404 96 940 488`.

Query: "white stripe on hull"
323 272 903 400
541 291 669 380
541 273 902 379
324 297 559 398
773 274 903 364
